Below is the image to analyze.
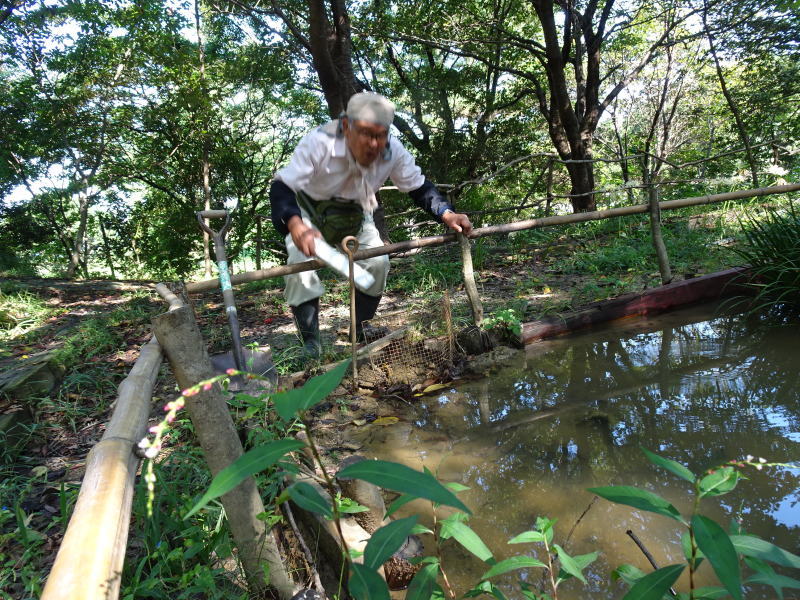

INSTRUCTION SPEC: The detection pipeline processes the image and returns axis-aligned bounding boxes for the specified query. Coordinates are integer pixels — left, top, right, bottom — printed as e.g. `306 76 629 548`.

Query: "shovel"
197 210 276 392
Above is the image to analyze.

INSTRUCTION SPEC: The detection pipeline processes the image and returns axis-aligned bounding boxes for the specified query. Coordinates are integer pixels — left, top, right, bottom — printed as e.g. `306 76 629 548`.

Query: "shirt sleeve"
387 139 425 193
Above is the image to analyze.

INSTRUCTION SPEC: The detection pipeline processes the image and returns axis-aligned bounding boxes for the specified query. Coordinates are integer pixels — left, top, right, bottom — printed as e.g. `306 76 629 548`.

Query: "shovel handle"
196 210 232 238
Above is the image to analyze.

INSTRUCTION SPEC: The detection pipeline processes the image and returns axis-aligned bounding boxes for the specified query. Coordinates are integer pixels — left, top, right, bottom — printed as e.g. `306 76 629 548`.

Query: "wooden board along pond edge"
521 267 751 345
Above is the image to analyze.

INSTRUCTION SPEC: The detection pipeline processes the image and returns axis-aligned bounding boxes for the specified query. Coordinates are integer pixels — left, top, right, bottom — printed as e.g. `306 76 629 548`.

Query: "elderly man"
270 92 472 359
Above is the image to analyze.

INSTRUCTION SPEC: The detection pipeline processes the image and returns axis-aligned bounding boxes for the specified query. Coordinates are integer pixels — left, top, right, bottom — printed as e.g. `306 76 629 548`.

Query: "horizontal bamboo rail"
42 336 163 600
185 183 800 293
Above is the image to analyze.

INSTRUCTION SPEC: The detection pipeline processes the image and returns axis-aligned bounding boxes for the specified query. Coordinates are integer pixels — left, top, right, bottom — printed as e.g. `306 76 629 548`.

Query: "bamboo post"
647 183 673 284
458 233 484 326
151 306 297 600
42 336 163 600
185 183 800 293
256 215 263 271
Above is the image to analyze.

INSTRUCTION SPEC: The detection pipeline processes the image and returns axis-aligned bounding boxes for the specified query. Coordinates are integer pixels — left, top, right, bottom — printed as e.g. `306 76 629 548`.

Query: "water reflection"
363 304 800 599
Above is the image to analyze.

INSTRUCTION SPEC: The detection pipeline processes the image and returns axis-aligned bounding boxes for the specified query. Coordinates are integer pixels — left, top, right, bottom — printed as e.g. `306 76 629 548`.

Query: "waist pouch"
296 190 363 246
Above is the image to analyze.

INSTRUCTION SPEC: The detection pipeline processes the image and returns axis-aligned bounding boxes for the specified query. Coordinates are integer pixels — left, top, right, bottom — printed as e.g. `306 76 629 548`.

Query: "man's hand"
442 211 473 235
287 215 321 257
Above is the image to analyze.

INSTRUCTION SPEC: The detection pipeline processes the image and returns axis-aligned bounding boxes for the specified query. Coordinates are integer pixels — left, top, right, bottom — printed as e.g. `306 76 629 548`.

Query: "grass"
730 201 800 314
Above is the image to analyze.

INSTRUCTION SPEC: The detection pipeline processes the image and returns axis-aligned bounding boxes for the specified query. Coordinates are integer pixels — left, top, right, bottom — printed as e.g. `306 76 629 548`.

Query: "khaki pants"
284 209 389 307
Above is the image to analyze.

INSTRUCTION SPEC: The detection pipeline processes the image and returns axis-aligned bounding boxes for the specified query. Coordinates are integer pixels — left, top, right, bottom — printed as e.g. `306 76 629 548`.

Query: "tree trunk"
647 183 672 285
66 191 91 278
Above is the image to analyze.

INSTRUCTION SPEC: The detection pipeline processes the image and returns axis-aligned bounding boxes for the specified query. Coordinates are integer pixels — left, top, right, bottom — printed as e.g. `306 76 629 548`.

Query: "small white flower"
746 454 754 462
759 457 767 464
144 446 159 459
138 438 150 449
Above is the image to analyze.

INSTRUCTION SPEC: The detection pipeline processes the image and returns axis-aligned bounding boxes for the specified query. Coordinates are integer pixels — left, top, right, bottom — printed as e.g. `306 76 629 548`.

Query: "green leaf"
348 562 390 600
287 481 332 519
622 564 684 600
508 530 547 544
698 467 740 498
730 534 800 569
445 482 470 493
641 447 695 483
406 563 439 600
385 493 415 518
338 460 470 514
612 563 647 586
675 587 728 599
692 514 742 600
272 360 349 421
588 486 686 524
364 516 418 571
482 556 548 579
185 439 304 518
439 519 494 563
554 546 597 584
411 524 434 535
747 571 800 598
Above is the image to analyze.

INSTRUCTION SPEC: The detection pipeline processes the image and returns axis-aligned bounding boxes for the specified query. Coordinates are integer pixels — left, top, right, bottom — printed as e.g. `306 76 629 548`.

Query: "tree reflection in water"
367 303 800 599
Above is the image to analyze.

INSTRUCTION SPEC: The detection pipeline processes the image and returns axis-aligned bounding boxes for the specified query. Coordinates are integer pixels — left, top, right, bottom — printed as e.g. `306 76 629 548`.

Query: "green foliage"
731 202 800 314
482 308 523 338
591 448 800 599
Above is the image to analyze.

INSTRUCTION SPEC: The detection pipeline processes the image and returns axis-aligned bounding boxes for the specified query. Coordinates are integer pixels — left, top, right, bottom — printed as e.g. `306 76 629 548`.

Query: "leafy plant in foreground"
590 448 800 599
143 362 597 599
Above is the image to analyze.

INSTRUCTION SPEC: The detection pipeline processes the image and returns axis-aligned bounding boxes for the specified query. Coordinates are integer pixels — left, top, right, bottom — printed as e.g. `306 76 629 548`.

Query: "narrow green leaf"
730 534 800 569
287 481 332 519
508 530 547 544
612 563 647 586
439 519 494 563
698 467 740 498
272 360 350 421
554 546 597 584
411 524 434 535
747 572 800 596
445 482 470 492
338 460 470 514
364 516 418 571
185 439 303 518
622 564 684 600
385 493 415 518
482 556 548 579
588 486 686 524
675 587 728 599
406 563 439 600
349 562 390 600
641 447 695 483
692 514 742 600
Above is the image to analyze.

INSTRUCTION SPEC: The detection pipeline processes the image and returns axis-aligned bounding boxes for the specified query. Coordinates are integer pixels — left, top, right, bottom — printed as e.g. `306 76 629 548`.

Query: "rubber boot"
354 291 383 343
291 298 322 359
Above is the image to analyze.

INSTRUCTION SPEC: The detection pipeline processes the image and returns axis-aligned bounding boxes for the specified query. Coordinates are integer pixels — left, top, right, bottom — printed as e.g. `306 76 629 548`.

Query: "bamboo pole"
185 183 800 293
42 336 163 600
151 306 297 599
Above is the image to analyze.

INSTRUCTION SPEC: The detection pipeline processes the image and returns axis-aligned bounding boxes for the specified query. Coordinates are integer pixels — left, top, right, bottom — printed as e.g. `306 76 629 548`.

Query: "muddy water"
357 304 800 598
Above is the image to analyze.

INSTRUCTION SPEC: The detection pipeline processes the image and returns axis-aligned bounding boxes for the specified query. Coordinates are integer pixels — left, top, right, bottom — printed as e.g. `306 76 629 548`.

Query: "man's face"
342 118 389 167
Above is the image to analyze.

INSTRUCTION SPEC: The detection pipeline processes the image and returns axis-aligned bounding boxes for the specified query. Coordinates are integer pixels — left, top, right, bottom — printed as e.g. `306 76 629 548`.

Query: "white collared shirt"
275 122 425 214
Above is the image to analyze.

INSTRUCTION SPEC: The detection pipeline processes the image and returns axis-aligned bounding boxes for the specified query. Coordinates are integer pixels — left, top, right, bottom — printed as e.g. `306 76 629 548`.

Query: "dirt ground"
1 238 705 595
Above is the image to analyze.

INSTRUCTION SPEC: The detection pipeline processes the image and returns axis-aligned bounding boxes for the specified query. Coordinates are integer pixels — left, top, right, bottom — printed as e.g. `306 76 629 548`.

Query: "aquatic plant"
732 202 800 314
591 448 800 599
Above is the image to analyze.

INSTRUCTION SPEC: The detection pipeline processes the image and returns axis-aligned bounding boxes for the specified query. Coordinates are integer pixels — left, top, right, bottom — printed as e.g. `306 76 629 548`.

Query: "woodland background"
1 0 798 281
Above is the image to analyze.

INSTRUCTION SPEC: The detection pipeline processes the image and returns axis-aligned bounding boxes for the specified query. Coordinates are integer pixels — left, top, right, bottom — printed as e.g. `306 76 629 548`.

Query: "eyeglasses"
351 124 389 144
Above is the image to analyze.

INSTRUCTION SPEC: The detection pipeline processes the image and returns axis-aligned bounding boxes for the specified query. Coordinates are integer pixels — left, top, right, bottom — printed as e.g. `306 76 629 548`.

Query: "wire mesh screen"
354 291 455 390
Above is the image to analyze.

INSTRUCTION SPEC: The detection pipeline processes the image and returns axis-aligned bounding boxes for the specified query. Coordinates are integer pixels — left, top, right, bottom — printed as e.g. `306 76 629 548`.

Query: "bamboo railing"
187 183 800 293
41 335 163 600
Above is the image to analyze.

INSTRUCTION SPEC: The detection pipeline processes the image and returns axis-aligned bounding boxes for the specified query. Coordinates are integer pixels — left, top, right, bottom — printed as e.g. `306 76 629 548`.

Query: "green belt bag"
296 190 364 246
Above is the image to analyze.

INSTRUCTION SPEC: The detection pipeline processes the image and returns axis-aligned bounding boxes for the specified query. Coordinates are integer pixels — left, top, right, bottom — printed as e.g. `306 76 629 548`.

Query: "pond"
357 303 800 598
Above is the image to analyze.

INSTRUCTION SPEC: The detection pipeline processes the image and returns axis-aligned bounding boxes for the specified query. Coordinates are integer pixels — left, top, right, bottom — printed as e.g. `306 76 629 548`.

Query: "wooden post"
151 306 297 600
256 215 263 271
458 233 483 326
647 183 673 284
42 337 162 600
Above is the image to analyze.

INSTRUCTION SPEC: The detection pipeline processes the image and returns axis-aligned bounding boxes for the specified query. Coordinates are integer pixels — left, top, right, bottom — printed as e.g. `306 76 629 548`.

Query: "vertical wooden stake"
458 233 483 327
152 306 297 600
